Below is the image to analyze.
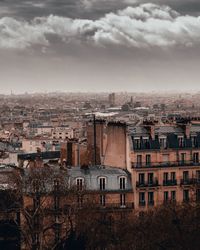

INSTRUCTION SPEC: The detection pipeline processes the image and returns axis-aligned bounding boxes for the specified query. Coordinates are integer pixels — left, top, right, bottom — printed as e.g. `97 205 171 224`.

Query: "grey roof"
129 126 148 136
155 126 183 135
191 125 200 133
0 165 18 190
21 165 132 193
130 124 200 137
68 165 132 192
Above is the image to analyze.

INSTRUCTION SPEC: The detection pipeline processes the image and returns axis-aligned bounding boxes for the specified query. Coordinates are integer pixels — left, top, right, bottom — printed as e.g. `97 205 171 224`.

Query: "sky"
0 0 200 94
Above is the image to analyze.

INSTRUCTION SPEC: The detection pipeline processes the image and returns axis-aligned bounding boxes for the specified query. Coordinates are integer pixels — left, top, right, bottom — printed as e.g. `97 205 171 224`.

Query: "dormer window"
191 136 197 147
134 138 141 149
53 179 60 192
76 178 84 191
178 136 184 148
32 179 40 193
143 137 149 149
159 136 167 149
99 177 106 190
119 176 126 190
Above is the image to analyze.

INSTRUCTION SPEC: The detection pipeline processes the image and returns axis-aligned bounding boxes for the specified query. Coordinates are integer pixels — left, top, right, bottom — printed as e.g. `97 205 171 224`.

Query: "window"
119 177 126 190
76 178 84 191
32 179 40 193
54 195 60 210
178 137 184 147
53 179 60 192
171 191 176 202
77 195 83 207
180 153 186 164
139 192 145 206
139 173 145 185
196 189 200 202
183 171 189 182
164 191 169 202
171 172 176 182
193 153 199 164
192 136 197 147
163 172 168 184
162 154 169 165
183 190 189 202
148 192 154 206
100 195 106 206
148 173 154 185
120 194 126 207
146 154 151 166
99 177 106 190
134 139 141 149
143 138 150 149
197 171 200 182
159 137 167 149
136 155 142 167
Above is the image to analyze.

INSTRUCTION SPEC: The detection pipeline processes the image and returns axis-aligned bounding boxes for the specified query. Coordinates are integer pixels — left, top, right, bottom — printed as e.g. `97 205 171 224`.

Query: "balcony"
99 202 134 210
163 199 176 205
163 179 177 186
180 178 196 186
132 160 200 169
136 179 159 188
139 201 146 207
148 200 154 206
180 178 200 186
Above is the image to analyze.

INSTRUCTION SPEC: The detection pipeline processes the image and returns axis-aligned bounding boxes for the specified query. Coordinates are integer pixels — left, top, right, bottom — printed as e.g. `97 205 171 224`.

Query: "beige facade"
86 120 200 211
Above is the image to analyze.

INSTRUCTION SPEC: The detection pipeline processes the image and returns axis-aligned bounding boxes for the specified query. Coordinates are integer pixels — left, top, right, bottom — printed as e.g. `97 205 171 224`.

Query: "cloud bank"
1 3 200 50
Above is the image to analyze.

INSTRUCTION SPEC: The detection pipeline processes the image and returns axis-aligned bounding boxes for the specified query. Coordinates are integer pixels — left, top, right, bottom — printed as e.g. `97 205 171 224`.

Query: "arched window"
98 177 107 190
53 179 60 192
76 177 84 191
119 176 126 190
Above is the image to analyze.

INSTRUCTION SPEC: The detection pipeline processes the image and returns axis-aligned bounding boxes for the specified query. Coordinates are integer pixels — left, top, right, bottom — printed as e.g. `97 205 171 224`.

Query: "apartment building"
86 118 200 211
0 163 133 249
130 120 200 210
52 125 74 140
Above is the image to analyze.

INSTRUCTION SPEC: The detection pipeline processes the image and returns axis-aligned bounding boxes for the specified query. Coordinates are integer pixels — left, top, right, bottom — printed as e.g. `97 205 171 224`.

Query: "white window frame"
119 176 127 190
76 177 84 191
98 177 107 190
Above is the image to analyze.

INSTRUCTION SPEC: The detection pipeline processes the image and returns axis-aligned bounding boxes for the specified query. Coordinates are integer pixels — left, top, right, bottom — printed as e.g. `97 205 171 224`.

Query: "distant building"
52 125 74 140
108 93 115 107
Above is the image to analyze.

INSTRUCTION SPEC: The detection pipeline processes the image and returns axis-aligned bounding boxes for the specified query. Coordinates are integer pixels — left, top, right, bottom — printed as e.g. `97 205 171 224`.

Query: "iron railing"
132 160 200 168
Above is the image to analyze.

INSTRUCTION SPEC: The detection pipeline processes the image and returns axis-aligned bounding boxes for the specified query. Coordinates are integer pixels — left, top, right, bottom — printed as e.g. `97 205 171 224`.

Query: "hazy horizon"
1 0 200 93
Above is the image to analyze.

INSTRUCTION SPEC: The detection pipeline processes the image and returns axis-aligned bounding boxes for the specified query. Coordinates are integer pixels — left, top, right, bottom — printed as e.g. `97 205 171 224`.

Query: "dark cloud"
1 3 200 50
1 0 200 20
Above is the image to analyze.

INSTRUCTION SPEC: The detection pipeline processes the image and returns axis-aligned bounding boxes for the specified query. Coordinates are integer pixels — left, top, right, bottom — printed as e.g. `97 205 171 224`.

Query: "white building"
51 125 74 140
21 138 57 153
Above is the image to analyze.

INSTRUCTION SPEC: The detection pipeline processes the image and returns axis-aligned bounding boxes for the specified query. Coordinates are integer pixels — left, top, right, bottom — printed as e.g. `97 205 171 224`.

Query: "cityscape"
1 0 200 250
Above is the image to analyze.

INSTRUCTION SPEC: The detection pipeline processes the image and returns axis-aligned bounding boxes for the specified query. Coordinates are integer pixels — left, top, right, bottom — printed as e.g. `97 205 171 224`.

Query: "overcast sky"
0 0 200 94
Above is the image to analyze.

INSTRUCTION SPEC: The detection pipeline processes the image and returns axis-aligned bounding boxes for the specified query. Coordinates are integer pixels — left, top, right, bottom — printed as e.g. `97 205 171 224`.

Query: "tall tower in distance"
108 93 115 107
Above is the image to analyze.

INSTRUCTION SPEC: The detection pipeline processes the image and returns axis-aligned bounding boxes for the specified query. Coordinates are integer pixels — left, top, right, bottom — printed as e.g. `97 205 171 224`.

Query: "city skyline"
0 0 200 93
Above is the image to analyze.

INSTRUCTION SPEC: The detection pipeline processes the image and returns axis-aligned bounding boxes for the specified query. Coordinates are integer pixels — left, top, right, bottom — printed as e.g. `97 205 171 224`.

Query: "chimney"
176 118 191 139
185 124 191 139
143 120 156 140
150 125 155 140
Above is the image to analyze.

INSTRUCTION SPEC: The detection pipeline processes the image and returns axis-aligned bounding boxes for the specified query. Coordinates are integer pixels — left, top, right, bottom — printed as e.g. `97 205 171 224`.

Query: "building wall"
103 123 127 169
132 164 200 210
86 120 106 165
60 142 87 166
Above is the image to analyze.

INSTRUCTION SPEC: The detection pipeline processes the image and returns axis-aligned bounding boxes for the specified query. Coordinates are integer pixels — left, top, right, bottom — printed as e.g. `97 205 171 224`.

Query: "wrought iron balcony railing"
136 179 159 188
132 160 200 169
163 179 177 186
139 201 146 207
